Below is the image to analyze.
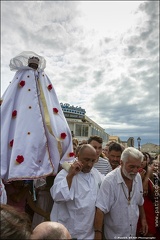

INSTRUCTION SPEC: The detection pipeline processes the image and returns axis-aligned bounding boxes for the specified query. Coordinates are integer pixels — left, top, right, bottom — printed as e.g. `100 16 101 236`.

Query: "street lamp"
137 137 141 151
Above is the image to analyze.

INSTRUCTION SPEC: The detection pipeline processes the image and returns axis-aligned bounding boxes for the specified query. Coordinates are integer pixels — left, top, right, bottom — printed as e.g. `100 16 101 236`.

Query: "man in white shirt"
50 144 103 240
94 147 148 239
88 135 112 175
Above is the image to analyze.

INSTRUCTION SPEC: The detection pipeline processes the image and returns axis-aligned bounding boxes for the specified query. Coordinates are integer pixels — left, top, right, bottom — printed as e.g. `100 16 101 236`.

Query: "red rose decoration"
47 84 52 91
69 152 75 157
9 139 14 147
60 133 67 139
53 108 58 114
12 110 17 118
16 155 24 164
19 80 25 87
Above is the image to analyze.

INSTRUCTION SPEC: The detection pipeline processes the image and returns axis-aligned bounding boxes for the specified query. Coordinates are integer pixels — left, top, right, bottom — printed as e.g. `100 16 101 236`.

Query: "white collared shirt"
50 168 103 240
96 167 144 239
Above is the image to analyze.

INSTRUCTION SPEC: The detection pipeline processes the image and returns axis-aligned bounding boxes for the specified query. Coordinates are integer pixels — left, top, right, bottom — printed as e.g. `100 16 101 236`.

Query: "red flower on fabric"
9 139 14 147
19 80 25 87
12 110 17 118
16 155 24 164
60 133 67 139
53 108 58 114
47 84 52 91
69 152 75 157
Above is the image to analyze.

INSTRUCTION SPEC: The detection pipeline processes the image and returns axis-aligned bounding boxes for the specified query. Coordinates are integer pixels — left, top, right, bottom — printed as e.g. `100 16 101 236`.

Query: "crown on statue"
28 56 39 65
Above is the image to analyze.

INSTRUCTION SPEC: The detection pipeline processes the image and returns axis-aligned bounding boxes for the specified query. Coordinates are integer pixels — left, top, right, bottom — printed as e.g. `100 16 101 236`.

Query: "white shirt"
94 157 112 175
50 167 103 240
96 167 144 239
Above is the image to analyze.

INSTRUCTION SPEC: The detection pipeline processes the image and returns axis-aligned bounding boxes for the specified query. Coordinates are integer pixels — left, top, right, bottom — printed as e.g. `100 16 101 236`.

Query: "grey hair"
121 147 144 163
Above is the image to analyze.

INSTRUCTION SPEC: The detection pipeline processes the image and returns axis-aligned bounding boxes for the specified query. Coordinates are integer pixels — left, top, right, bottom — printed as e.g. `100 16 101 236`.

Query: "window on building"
91 128 99 136
75 124 88 137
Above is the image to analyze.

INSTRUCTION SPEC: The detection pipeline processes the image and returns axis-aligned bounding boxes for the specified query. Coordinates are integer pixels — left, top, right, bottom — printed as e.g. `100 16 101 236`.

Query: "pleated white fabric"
1 52 74 181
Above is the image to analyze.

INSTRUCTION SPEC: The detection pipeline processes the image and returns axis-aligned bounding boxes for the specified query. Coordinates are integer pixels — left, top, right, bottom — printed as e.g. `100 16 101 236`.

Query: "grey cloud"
91 70 159 127
139 0 159 17
95 100 159 145
60 68 87 89
104 37 113 43
140 29 153 41
125 45 144 57
1 1 159 145
93 69 105 85
122 1 159 60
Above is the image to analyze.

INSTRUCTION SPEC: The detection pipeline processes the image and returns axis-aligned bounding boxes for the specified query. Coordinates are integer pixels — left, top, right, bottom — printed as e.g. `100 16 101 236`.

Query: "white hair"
121 147 144 163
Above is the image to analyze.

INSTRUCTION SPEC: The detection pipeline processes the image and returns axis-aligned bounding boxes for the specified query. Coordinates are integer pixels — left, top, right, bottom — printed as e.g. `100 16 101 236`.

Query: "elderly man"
50 144 103 240
31 221 71 239
94 147 148 239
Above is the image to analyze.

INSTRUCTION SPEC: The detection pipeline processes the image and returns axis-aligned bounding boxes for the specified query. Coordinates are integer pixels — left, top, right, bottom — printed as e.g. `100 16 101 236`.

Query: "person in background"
94 147 148 239
78 139 88 146
136 152 156 238
107 142 124 170
140 153 157 201
72 140 78 157
145 152 153 165
100 151 108 160
50 144 103 240
102 141 114 159
0 204 32 239
31 176 55 230
5 180 50 221
150 157 160 238
75 145 83 157
31 221 71 240
72 138 79 147
88 135 112 176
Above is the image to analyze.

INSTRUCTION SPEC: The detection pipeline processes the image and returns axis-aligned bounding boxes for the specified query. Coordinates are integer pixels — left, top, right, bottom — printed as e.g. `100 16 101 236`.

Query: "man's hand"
66 161 83 189
139 218 148 236
68 160 83 176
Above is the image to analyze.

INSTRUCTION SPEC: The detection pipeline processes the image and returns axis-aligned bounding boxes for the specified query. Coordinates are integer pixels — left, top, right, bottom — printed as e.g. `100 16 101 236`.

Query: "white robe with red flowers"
1 51 74 182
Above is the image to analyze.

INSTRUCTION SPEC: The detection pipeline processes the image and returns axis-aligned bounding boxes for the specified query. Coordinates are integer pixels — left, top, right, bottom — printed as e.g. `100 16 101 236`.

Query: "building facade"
61 103 149 149
60 103 110 145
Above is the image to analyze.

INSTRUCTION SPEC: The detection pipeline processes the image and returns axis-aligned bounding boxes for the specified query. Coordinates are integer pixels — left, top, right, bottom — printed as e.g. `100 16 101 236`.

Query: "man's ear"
120 160 123 166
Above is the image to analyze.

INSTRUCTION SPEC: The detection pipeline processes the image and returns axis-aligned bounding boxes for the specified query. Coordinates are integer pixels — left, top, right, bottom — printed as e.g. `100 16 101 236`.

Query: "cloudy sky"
1 1 159 146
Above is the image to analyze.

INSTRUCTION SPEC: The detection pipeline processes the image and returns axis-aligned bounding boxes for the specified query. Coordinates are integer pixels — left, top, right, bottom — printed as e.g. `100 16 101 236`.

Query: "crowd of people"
1 136 160 239
0 52 160 239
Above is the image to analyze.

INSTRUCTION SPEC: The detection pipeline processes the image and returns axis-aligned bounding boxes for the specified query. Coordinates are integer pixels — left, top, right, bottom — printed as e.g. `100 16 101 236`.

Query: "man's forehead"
109 150 121 154
126 156 141 164
90 140 102 145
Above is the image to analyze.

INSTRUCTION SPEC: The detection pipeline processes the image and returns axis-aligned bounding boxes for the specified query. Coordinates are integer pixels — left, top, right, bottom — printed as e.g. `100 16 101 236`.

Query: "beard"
122 166 136 180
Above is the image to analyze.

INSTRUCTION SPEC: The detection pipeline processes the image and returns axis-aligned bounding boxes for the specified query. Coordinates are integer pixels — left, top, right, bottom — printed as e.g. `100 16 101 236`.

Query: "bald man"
31 221 71 239
50 144 104 240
